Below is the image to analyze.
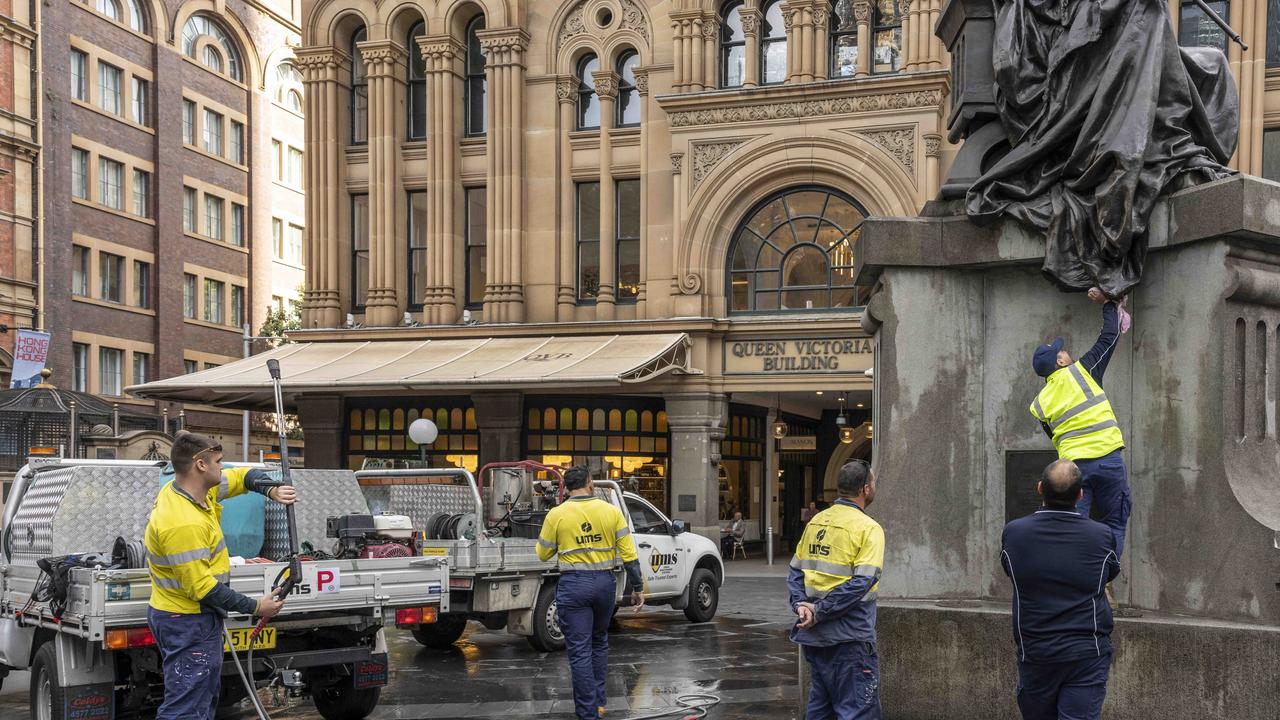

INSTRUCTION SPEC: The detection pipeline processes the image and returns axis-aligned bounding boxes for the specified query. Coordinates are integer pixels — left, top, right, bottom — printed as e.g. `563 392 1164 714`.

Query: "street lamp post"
242 324 285 461
408 418 439 467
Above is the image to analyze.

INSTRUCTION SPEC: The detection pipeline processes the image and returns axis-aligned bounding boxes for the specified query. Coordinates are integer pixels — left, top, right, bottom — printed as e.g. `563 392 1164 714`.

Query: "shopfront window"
719 409 766 521
524 397 670 511
347 398 479 471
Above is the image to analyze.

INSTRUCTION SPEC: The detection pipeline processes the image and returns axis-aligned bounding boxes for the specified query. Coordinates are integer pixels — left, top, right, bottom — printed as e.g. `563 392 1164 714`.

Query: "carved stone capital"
357 40 407 77
593 70 620 100
812 6 830 29
924 133 943 157
670 151 684 175
418 35 465 63
294 46 350 78
900 0 913 14
701 16 720 40
476 27 530 56
853 1 872 23
739 8 761 35
556 76 580 103
633 68 650 95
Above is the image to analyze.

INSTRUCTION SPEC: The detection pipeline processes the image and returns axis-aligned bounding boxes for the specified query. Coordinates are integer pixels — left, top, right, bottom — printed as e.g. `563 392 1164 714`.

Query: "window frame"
720 0 747 88
133 259 150 308
99 157 123 210
99 252 124 303
72 246 90 296
871 1 903 75
183 273 197 318
830 0 860 78
182 99 196 145
576 54 600 131
350 27 369 145
230 202 245 246
464 187 487 309
203 278 225 324
71 148 90 200
182 186 197 233
132 351 150 385
464 16 488 137
407 22 427 140
131 76 149 125
615 178 640 303
131 168 149 217
204 194 225 241
615 51 641 128
99 347 123 396
761 1 788 85
351 193 370 311
202 108 224 156
71 50 89 101
407 190 429 309
230 285 245 329
72 343 89 392
575 181 601 302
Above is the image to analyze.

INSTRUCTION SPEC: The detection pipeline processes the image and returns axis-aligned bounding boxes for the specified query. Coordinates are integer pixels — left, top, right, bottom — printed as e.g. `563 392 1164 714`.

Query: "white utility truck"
0 459 449 720
353 462 724 652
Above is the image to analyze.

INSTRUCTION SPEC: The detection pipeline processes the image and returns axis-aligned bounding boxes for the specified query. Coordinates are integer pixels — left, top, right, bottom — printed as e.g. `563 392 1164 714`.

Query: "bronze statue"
964 0 1240 298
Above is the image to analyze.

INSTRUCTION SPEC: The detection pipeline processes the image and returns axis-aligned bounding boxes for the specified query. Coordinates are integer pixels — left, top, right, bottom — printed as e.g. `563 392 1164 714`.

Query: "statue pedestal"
851 175 1280 718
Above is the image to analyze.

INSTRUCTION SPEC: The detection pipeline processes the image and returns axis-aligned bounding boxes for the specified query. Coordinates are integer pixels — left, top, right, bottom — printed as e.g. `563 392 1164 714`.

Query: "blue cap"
1032 337 1064 378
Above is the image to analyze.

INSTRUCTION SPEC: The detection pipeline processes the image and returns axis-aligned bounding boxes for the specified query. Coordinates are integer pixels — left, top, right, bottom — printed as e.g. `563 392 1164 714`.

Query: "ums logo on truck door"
649 550 680 580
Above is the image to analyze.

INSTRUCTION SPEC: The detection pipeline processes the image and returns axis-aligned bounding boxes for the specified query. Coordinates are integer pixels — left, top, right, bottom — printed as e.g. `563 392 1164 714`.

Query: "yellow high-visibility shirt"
791 501 884 601
145 467 253 614
1030 361 1125 461
537 496 638 571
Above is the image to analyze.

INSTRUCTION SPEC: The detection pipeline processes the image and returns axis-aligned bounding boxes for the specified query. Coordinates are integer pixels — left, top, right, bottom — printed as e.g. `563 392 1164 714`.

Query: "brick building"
0 0 38 386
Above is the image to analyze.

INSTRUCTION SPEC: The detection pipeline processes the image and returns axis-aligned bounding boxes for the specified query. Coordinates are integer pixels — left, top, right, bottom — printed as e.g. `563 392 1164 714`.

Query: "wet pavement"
1 575 805 720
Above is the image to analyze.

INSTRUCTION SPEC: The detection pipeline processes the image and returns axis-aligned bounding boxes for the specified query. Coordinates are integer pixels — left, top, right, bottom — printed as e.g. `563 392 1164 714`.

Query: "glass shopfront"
345 397 480 471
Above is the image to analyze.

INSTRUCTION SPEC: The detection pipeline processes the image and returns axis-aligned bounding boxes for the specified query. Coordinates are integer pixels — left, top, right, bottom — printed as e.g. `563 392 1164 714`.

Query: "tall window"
273 218 285 257
351 27 368 144
182 15 243 81
72 149 89 199
204 279 224 323
100 252 124 302
134 260 150 308
99 63 122 114
288 223 303 265
132 169 149 217
184 359 198 374
616 51 640 127
203 109 223 155
132 352 150 385
131 77 148 125
96 0 121 23
183 274 197 318
408 22 427 140
728 187 869 312
408 191 428 307
72 246 89 296
205 195 224 240
99 348 123 395
182 100 196 144
576 182 601 300
99 158 123 210
230 120 244 164
465 16 487 136
91 0 145 31
720 1 746 87
231 203 245 246
288 147 303 186
761 1 787 84
183 187 197 233
71 50 89 101
616 179 640 301
576 55 600 130
1179 1 1229 50
274 62 304 112
831 0 859 77
465 188 487 308
352 194 369 309
72 343 89 392
872 1 902 73
230 285 245 328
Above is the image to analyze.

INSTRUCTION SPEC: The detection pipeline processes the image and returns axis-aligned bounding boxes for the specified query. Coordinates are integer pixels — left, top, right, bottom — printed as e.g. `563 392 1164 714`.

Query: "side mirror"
670 519 688 535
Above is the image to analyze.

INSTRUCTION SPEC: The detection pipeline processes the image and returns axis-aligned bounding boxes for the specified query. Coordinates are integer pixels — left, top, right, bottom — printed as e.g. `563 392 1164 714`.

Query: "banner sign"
11 330 51 388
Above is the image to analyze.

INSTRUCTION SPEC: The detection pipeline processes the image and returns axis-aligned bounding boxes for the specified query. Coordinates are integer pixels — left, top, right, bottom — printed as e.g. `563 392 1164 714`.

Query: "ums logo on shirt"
576 521 604 545
808 528 832 557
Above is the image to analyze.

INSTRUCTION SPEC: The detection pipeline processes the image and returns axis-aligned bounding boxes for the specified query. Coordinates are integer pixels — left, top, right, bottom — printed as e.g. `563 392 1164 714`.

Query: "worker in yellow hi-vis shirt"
788 459 884 720
144 431 297 720
537 466 644 720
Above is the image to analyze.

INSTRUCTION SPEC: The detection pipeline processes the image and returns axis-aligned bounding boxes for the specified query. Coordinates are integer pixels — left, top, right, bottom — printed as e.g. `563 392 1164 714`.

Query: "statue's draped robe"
965 0 1238 296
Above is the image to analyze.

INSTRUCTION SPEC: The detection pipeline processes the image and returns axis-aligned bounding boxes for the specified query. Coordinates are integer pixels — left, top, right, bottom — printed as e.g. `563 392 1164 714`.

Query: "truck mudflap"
63 682 114 720
352 653 389 689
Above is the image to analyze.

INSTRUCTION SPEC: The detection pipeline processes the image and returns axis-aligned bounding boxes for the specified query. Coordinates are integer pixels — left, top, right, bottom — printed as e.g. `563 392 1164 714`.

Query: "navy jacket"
1000 508 1121 664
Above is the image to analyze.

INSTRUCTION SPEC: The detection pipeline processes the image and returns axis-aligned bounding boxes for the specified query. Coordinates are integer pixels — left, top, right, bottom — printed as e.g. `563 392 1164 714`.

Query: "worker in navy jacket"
1000 459 1121 720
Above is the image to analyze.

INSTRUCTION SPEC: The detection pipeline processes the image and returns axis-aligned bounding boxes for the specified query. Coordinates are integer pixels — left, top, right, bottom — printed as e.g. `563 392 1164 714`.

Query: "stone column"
295 395 345 469
928 0 946 69
593 70 619 319
420 36 465 325
701 16 720 88
556 76 578 320
854 1 872 77
813 2 830 80
478 28 531 323
923 133 943 201
782 2 801 83
669 151 684 298
635 68 651 315
471 392 524 470
690 16 706 91
664 392 729 538
901 0 915 70
295 47 347 329
356 40 407 326
670 15 689 92
741 7 762 88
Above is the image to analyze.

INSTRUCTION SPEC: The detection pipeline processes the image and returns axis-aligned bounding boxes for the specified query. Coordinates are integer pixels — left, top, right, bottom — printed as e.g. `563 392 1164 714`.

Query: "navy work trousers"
556 570 617 720
1017 652 1111 720
803 641 882 720
147 607 224 720
1075 450 1131 555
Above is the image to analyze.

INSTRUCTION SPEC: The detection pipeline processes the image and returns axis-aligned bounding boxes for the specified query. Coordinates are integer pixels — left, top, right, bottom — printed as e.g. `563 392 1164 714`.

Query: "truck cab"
615 488 722 621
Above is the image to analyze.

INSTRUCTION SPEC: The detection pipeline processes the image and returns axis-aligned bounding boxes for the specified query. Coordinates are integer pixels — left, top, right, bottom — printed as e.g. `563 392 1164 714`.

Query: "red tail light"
105 627 156 649
395 607 422 626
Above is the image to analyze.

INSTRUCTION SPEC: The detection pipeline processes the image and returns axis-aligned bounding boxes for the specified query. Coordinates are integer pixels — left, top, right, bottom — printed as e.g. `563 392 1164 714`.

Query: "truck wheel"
30 643 66 720
312 675 380 720
683 568 719 623
409 614 468 648
526 582 565 652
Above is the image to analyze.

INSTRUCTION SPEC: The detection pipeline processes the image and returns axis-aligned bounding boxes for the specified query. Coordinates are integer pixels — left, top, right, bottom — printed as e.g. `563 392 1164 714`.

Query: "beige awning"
127 334 697 409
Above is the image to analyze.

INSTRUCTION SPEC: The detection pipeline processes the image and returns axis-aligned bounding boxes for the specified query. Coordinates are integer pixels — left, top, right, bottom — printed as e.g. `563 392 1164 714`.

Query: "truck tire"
30 643 66 720
312 674 380 720
526 582 565 652
409 614 468 648
683 568 719 623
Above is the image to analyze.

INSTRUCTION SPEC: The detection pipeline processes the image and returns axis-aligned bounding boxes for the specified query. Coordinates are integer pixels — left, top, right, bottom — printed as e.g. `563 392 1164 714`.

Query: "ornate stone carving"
901 0 913 14
854 127 917 174
478 28 530 55
556 76 580 102
420 38 464 62
620 0 651 43
812 7 830 30
740 9 760 35
678 273 703 295
559 3 587 46
691 140 747 191
701 17 720 41
853 1 872 23
782 7 798 31
924 133 943 157
633 69 649 95
593 71 619 99
670 152 684 175
668 90 944 127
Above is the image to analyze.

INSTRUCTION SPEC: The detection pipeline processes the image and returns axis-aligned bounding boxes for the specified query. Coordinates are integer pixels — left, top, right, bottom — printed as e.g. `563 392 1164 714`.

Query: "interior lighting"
772 420 788 439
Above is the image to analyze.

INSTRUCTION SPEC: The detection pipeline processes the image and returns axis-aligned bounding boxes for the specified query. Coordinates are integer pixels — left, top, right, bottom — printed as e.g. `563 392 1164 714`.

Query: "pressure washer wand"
249 359 302 642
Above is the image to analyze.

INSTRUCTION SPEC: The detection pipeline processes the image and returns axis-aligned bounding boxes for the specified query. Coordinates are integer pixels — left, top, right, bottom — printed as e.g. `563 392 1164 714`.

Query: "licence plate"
223 626 276 652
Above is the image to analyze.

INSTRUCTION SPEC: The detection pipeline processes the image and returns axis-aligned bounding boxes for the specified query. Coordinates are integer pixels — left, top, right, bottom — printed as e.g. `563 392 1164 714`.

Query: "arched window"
720 1 746 87
96 0 121 22
761 1 787 84
576 54 600 130
274 63 304 113
616 51 640 127
407 22 427 139
831 0 859 77
872 1 902 73
728 187 869 312
351 27 368 144
465 16 487 136
182 14 244 82
84 0 146 32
